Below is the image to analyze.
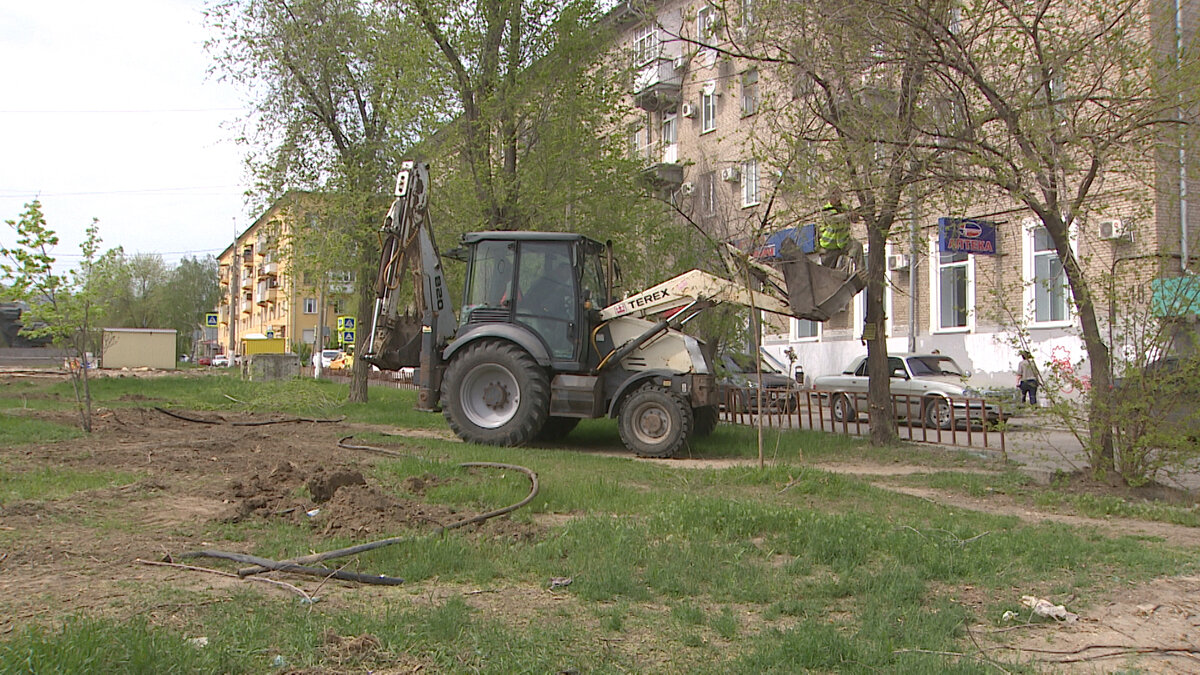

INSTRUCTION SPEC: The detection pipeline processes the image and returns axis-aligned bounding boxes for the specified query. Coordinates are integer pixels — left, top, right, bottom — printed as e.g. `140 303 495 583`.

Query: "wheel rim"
630 400 673 447
459 362 520 429
833 395 848 421
929 400 951 427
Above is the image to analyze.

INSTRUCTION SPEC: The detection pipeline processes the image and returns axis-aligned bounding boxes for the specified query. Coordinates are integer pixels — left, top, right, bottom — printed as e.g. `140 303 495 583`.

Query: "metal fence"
719 386 1007 452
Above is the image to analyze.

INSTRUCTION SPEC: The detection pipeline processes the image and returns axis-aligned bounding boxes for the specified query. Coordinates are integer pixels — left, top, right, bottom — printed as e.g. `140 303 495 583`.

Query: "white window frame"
791 317 819 341
700 85 717 133
928 233 975 333
303 297 318 314
660 113 678 163
697 5 716 57
632 23 659 65
741 69 759 116
1023 218 1074 327
741 159 759 207
700 171 717 215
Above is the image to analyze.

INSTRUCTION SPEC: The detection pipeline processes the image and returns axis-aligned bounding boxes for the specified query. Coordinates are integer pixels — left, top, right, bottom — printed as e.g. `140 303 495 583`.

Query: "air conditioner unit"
673 55 687 70
1098 218 1133 242
721 166 741 182
887 253 910 271
680 102 695 118
679 182 695 196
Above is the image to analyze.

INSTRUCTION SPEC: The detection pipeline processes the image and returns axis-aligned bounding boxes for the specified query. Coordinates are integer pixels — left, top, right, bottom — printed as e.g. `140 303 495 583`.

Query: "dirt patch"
989 575 1200 673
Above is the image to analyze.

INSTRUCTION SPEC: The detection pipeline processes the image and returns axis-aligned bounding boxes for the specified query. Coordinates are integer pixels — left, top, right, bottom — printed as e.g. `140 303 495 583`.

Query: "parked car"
312 349 343 369
211 354 230 367
197 356 212 366
717 352 801 412
813 353 1008 428
329 352 353 370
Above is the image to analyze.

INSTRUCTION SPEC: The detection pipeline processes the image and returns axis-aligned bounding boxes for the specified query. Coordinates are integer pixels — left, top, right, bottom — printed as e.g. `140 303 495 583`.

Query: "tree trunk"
865 219 896 445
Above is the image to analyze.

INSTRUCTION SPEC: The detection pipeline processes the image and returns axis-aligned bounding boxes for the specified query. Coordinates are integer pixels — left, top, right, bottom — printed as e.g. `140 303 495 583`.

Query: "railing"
718 386 1007 452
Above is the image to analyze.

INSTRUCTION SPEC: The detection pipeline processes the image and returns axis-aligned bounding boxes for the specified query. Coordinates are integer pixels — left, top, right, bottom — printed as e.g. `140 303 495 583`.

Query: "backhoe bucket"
363 313 423 371
777 253 867 321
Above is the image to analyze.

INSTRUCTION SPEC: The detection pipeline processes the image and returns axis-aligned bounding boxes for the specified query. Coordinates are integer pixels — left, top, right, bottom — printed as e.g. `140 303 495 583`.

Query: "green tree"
697 0 952 445
207 0 438 402
162 256 221 356
1 201 111 432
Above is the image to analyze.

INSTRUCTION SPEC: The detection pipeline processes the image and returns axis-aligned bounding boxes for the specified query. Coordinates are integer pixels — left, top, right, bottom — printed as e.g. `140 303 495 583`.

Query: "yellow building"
214 193 353 360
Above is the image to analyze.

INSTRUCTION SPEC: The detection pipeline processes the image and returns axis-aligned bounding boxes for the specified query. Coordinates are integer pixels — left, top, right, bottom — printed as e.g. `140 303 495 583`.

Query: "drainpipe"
908 192 919 353
1178 0 1189 272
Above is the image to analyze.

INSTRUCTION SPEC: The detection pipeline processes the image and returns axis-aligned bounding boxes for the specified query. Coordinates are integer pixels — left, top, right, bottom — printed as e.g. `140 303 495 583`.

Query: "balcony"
258 261 278 278
633 57 682 112
640 144 684 190
256 287 278 306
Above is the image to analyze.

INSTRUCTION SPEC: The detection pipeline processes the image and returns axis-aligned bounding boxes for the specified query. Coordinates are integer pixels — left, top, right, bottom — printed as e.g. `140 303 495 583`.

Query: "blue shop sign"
752 224 817 259
939 217 997 255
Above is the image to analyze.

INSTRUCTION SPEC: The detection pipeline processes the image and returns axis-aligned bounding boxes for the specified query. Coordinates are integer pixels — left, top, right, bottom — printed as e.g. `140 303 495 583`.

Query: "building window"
741 159 759 207
660 113 678 163
700 171 717 215
632 23 659 64
701 85 717 133
303 298 317 314
1028 224 1070 324
697 5 716 44
741 69 759 116
936 250 970 330
792 318 818 340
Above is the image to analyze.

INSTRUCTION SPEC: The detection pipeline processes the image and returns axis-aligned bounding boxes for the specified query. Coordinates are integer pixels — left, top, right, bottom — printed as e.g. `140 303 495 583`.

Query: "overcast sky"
0 0 251 270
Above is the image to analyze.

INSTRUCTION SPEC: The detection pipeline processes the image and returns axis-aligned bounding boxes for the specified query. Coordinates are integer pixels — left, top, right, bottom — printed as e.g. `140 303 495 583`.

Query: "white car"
312 349 343 369
813 353 1008 428
211 354 230 367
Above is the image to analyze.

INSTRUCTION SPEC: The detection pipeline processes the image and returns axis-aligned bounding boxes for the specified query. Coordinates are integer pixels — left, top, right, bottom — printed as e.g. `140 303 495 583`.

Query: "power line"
0 186 242 197
0 108 244 114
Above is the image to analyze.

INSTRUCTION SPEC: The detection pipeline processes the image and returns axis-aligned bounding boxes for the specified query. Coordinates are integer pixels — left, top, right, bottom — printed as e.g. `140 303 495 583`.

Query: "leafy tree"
207 0 438 402
1 201 110 432
870 0 1200 480
689 0 953 445
161 256 221 355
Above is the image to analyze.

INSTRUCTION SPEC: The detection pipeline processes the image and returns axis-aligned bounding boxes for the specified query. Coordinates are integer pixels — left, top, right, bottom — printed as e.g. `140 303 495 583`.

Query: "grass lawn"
0 373 1195 673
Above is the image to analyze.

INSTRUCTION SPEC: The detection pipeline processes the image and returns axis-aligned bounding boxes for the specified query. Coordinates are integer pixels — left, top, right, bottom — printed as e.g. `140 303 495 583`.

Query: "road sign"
337 316 355 330
205 313 218 327
341 330 355 345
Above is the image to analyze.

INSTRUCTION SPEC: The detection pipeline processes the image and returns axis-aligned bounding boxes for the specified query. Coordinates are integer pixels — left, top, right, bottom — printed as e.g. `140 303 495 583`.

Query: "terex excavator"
364 161 865 457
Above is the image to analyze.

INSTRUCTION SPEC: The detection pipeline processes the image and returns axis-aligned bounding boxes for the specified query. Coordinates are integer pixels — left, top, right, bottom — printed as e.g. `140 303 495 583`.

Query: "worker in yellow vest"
818 199 862 270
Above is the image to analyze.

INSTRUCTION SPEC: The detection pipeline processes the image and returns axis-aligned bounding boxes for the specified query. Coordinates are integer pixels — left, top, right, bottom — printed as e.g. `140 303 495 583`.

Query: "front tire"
619 385 693 458
923 396 952 430
443 340 549 446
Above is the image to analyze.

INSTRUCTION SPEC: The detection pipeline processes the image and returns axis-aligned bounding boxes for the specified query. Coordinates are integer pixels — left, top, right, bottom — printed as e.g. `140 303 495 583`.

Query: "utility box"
101 328 177 370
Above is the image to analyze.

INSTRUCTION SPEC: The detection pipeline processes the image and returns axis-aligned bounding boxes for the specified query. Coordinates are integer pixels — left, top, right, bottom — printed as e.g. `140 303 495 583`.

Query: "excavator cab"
458 232 610 368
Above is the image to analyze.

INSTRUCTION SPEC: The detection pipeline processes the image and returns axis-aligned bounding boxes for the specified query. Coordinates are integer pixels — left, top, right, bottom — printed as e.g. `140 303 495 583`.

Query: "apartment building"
214 193 350 360
610 0 1200 388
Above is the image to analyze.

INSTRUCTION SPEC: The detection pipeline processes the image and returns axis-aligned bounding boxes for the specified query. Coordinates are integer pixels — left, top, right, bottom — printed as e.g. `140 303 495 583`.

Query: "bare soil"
1 377 1198 672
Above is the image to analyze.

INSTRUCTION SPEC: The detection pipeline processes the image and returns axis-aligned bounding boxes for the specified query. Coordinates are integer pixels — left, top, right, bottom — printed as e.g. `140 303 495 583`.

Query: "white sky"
0 0 251 270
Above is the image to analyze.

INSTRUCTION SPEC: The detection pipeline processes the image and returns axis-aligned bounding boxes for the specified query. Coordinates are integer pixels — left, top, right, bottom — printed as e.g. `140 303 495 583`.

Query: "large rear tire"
693 405 719 437
619 385 693 458
443 340 549 446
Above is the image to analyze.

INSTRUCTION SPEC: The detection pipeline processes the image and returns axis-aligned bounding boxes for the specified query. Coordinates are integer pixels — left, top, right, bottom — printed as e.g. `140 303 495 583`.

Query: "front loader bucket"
778 254 867 321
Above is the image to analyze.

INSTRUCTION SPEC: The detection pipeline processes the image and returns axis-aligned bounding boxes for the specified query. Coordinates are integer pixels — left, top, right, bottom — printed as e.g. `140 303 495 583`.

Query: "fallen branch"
137 558 313 601
1008 643 1200 661
153 407 220 425
177 550 404 586
231 416 345 427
